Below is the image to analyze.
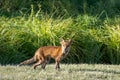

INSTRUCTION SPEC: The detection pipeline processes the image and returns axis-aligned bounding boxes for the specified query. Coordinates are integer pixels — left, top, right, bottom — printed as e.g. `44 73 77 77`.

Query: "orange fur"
19 39 72 70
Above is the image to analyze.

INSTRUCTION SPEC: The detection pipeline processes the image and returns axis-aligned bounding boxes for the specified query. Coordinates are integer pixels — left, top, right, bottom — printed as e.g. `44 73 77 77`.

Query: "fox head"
60 39 72 54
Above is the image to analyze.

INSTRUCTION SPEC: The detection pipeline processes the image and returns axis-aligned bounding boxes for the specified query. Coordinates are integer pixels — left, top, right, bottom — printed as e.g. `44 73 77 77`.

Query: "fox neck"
61 45 70 55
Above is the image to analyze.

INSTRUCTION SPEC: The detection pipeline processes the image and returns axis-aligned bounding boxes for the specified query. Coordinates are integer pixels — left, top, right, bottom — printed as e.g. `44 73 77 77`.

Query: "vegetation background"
0 0 120 64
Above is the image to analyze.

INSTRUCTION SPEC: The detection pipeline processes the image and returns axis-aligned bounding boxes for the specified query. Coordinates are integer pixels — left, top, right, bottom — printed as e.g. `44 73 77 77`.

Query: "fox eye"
63 44 66 46
67 45 69 47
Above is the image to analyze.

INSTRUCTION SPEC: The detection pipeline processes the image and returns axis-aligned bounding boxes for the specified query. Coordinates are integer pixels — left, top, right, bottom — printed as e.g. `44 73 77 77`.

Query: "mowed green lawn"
0 64 120 80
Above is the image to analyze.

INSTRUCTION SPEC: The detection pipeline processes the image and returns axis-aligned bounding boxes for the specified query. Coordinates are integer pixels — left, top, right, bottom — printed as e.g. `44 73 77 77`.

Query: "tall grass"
0 5 120 64
71 15 120 64
0 7 74 64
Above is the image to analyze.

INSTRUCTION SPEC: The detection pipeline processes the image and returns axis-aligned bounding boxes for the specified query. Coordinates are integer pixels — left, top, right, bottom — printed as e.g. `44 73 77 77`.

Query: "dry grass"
0 64 120 80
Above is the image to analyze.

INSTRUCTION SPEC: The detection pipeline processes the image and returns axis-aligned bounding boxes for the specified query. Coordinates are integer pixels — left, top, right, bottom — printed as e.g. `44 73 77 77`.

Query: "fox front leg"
55 57 61 70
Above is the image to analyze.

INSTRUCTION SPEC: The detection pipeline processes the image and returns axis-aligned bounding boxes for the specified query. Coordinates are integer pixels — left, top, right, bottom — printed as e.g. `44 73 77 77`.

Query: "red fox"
19 39 72 70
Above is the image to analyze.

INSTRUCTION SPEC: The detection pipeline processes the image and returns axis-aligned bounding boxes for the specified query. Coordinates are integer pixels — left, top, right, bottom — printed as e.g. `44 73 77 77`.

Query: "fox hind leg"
41 57 51 69
33 61 42 69
33 58 45 69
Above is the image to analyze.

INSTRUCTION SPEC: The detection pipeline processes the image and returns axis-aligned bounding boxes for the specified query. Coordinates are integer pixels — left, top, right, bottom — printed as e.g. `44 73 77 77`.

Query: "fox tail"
19 57 36 66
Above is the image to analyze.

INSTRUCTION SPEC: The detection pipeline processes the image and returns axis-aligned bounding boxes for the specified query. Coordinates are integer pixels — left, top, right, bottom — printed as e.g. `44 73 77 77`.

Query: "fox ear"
60 38 64 42
69 39 71 41
69 39 72 44
60 38 64 44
